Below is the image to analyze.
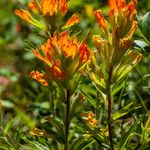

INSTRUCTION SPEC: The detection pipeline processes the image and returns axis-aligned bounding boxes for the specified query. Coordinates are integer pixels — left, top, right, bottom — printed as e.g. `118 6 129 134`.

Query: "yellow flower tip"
28 0 39 14
126 21 138 38
29 128 45 136
132 53 142 65
87 112 94 119
64 13 80 28
30 70 48 86
92 35 103 48
119 38 133 48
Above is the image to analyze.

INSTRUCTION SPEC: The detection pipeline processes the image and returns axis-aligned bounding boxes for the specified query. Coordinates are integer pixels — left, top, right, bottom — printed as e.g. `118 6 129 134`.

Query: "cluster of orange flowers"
15 0 90 86
92 0 142 83
15 0 79 30
16 0 69 17
33 31 90 81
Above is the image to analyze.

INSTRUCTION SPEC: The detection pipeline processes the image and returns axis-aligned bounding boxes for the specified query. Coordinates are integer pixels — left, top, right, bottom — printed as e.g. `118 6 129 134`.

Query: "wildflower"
30 70 48 86
33 31 90 81
15 0 70 29
108 0 138 38
81 112 97 127
93 0 142 83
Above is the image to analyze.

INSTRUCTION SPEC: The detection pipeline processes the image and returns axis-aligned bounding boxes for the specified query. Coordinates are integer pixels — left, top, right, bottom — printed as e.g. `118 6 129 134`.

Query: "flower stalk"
64 89 70 150
107 66 114 150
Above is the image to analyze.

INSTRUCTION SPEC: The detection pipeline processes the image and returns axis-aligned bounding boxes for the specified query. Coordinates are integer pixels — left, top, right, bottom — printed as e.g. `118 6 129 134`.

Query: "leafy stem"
107 66 114 150
64 89 71 150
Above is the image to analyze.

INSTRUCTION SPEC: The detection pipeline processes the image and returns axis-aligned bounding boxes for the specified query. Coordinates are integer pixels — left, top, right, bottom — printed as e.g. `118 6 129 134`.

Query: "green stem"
107 67 114 150
50 91 55 118
64 89 70 150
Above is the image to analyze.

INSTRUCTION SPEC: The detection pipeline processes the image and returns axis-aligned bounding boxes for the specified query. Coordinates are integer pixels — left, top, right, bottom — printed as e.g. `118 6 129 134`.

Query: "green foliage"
0 0 150 149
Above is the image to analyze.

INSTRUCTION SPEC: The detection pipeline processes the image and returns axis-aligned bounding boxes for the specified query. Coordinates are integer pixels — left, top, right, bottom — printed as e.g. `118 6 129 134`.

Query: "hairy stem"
107 67 114 150
64 89 70 150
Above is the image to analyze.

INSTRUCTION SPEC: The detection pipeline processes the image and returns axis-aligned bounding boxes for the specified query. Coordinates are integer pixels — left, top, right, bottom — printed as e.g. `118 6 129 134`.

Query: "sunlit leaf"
112 102 141 121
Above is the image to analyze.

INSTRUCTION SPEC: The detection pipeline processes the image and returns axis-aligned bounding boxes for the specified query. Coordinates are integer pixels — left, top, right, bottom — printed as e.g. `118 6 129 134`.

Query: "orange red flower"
33 31 90 80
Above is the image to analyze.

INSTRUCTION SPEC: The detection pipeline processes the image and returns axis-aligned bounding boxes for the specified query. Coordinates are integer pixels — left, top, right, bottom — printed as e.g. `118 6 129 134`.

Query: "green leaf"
134 40 149 52
42 122 65 144
0 101 3 126
22 137 49 150
14 107 36 129
0 145 9 150
112 102 141 121
112 50 142 84
72 137 95 150
80 84 96 108
142 12 150 40
4 119 14 135
76 116 108 145
117 121 140 150
45 117 64 139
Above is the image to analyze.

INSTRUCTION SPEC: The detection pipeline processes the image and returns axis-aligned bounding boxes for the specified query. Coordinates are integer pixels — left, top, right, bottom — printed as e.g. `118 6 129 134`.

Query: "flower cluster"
33 31 90 81
92 0 142 84
15 0 79 30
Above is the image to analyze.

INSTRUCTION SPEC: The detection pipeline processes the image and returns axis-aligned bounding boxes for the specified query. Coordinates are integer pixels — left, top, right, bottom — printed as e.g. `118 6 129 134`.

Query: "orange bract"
108 0 137 17
94 10 107 29
28 0 39 14
64 14 80 28
40 0 69 16
30 70 48 86
15 9 33 24
33 31 90 80
108 0 126 11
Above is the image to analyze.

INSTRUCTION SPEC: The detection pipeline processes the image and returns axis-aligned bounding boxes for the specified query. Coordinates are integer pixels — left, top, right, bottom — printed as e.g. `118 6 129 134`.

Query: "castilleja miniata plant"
15 0 146 149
